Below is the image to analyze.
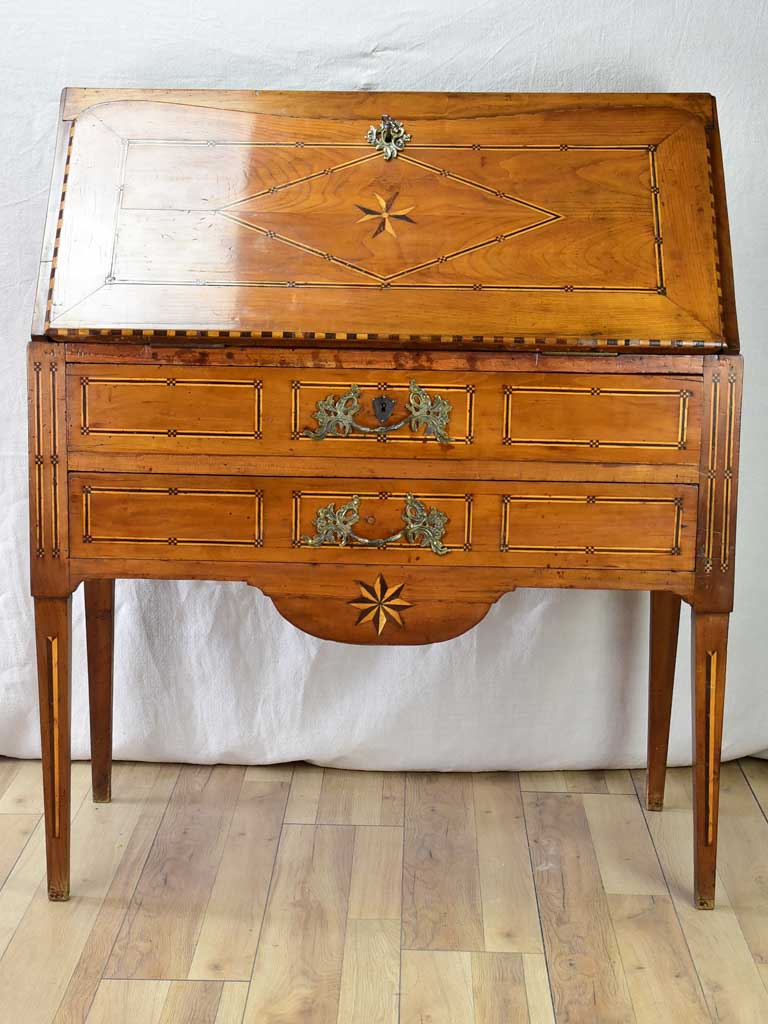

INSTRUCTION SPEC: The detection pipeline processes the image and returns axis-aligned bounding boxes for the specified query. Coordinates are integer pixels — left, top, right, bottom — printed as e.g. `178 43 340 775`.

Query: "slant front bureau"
29 90 741 908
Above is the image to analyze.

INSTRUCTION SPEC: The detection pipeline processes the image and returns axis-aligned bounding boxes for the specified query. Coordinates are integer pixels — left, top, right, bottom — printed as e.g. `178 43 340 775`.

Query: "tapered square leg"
691 609 729 910
85 579 115 803
34 595 72 901
646 591 681 811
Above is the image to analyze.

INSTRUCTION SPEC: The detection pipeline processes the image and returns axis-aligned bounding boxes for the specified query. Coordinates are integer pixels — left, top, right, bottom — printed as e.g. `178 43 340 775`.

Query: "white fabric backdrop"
1 0 766 770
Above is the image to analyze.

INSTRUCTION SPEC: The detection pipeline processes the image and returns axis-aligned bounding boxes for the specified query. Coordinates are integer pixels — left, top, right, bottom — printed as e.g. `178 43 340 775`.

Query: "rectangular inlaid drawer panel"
67 364 701 465
67 366 263 454
69 473 696 570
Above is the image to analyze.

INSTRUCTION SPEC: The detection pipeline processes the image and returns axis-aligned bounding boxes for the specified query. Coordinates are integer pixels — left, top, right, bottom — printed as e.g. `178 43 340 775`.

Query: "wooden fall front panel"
29 90 741 911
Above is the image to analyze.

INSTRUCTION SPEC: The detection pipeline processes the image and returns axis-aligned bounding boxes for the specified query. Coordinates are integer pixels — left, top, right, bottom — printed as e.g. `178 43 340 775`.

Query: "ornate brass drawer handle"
303 380 453 444
301 493 449 556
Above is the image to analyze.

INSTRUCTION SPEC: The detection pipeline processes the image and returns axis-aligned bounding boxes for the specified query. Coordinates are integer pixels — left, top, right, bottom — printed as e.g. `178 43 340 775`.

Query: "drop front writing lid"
34 90 737 351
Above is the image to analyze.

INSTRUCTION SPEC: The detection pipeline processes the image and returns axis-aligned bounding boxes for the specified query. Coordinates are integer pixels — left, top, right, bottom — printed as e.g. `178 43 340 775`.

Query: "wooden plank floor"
0 759 767 1022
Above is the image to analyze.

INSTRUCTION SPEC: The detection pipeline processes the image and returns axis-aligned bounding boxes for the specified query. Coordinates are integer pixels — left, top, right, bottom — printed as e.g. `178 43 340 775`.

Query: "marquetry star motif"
355 192 416 238
349 574 413 635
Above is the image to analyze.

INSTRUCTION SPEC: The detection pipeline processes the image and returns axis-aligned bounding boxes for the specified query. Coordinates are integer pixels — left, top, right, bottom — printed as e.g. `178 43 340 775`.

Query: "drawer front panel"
67 364 701 465
68 366 263 453
69 473 696 570
75 476 263 559
502 374 696 459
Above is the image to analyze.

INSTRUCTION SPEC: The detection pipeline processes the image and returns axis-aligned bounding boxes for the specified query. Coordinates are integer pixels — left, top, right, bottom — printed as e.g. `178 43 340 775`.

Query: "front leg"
691 609 729 910
646 591 681 811
34 595 72 901
85 579 115 803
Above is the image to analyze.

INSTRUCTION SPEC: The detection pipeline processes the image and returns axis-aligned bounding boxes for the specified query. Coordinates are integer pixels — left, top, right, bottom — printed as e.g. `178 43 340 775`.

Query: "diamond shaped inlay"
221 152 560 282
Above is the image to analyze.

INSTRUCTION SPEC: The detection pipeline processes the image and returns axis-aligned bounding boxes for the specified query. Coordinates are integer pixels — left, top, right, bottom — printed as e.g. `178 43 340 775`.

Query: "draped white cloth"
2 0 766 768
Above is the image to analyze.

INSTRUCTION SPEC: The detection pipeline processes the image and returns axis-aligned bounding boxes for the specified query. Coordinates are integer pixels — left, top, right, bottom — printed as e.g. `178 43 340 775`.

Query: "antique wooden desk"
29 90 741 907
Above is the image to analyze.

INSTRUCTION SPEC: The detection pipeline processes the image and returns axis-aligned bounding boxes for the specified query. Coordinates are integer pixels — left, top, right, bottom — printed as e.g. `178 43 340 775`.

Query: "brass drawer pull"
303 380 453 444
301 493 449 555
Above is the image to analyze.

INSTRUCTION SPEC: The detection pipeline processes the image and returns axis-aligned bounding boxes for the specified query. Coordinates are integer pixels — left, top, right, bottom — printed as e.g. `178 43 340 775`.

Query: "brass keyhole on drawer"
365 515 376 525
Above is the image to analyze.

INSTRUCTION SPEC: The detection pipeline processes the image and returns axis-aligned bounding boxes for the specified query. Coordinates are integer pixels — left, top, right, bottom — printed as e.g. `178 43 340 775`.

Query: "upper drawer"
67 364 702 464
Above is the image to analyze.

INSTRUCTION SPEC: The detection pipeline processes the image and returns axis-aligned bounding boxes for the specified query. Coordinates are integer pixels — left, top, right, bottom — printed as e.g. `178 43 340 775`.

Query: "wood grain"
55 765 180 1024
84 578 115 803
608 894 710 1023
583 794 667 896
316 769 385 825
524 792 635 1023
106 766 243 980
336 920 399 1024
646 591 681 810
243 824 354 1024
1 760 767 1022
713 762 768 964
347 826 403 921
0 764 165 1024
86 980 171 1024
39 93 730 347
473 772 542 953
188 778 289 981
471 952 530 1024
400 951 475 1024
284 763 324 824
522 954 556 1024
402 773 484 951
642 799 768 1021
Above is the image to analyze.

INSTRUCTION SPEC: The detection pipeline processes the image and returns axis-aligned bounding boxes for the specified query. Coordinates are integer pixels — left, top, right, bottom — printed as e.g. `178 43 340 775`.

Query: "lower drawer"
69 473 696 571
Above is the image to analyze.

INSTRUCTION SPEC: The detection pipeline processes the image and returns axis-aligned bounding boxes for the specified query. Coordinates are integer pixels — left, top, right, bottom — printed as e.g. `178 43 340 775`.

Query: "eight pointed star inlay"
349 574 413 635
355 192 416 239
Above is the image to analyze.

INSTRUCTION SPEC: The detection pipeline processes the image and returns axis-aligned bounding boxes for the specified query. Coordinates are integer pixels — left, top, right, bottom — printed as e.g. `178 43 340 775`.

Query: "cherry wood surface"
28 90 743 912
34 90 734 350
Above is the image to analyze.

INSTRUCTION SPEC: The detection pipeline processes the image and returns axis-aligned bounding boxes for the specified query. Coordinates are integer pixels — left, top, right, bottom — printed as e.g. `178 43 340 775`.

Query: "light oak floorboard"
0 814 39 889
522 954 555 1024
6 759 768 1024
715 762 768 964
106 765 244 980
0 759 21 802
283 763 324 824
741 757 768 818
316 768 385 825
0 763 91 961
86 980 171 1024
471 951 530 1023
213 983 249 1024
523 792 635 1023
519 771 567 793
564 769 610 794
188 779 289 981
336 919 399 1024
158 980 223 1023
604 770 636 795
0 764 164 1024
348 826 403 921
583 794 667 896
243 763 293 783
642 802 768 1022
55 765 181 1024
0 759 45 814
380 772 405 826
608 894 710 1023
400 950 475 1024
242 824 354 1024
403 773 484 951
473 772 542 953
